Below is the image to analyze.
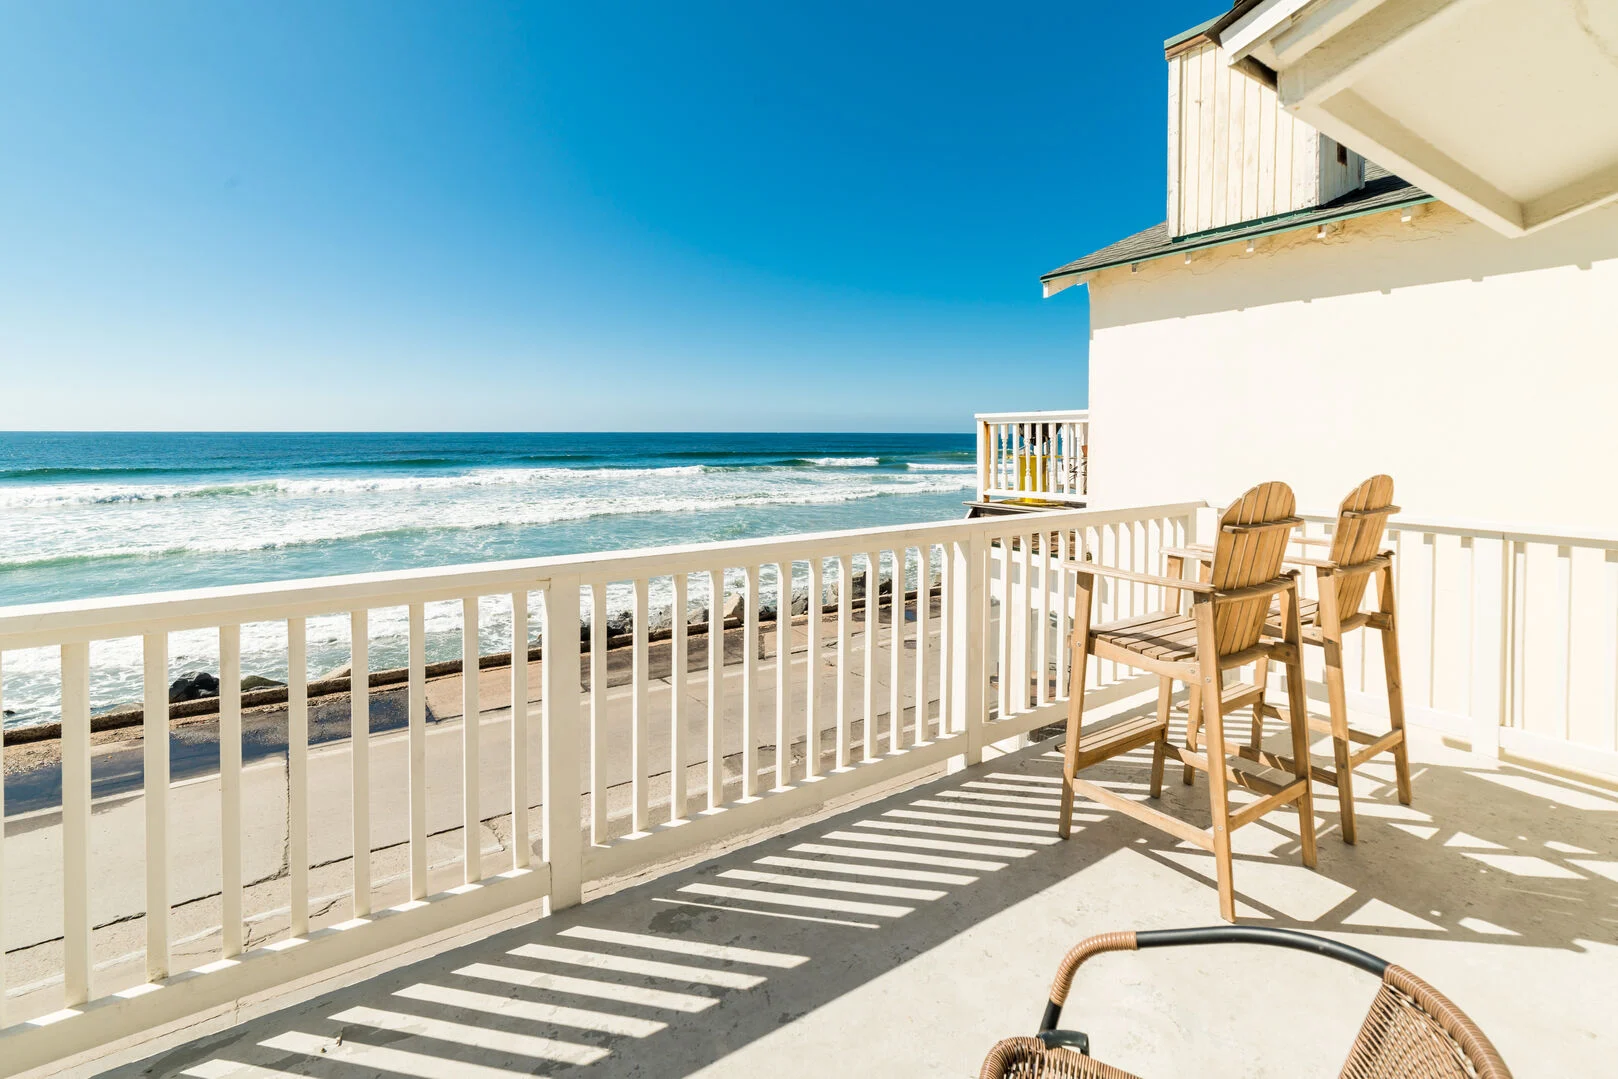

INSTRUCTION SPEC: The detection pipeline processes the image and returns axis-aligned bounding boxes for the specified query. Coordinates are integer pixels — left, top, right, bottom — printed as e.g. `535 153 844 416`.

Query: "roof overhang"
1217 0 1618 237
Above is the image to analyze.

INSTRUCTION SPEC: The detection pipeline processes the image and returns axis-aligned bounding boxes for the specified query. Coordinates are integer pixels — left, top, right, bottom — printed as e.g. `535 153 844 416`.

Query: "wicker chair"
980 927 1512 1079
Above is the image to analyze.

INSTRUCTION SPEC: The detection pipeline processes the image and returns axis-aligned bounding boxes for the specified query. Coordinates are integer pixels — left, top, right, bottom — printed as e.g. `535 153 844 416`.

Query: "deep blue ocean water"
0 431 974 726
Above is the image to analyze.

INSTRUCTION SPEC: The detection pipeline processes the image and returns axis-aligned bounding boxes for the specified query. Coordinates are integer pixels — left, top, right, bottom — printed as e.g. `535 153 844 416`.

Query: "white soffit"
1220 0 1618 237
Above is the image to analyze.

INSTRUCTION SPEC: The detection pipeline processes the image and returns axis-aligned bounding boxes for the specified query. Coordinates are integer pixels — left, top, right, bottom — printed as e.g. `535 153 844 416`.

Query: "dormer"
1165 20 1363 238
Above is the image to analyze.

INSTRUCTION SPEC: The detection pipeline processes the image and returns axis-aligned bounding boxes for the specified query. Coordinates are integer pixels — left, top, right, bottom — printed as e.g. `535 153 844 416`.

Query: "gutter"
1041 189 1436 297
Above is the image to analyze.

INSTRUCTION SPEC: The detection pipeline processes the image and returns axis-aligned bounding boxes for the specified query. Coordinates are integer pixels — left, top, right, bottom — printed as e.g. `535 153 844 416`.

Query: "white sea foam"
805 456 879 467
905 462 975 472
0 465 711 510
0 455 974 725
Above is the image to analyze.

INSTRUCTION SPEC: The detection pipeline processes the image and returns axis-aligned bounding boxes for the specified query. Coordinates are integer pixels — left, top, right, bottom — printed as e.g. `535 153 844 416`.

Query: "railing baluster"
219 625 243 958
406 604 427 900
510 591 530 869
806 557 822 777
461 597 480 884
1058 423 1070 496
774 561 792 790
1038 423 1049 493
1014 424 1025 492
61 642 92 1004
996 534 1011 720
1055 529 1069 701
589 583 607 842
288 618 309 934
964 532 989 765
836 554 852 769
1019 530 1033 712
915 545 930 742
743 565 760 797
890 550 904 752
1036 531 1049 707
938 541 952 740
351 610 370 917
0 654 6 1026
632 576 650 831
863 550 878 760
708 567 724 809
142 633 169 982
670 572 688 821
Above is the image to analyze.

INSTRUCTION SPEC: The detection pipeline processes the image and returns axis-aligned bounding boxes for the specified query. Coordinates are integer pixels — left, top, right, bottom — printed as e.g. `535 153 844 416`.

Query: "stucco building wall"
1085 200 1618 532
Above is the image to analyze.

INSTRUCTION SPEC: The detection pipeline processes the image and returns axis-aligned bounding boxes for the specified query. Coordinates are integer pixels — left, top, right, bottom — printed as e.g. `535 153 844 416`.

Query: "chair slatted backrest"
1328 475 1397 620
1208 481 1300 656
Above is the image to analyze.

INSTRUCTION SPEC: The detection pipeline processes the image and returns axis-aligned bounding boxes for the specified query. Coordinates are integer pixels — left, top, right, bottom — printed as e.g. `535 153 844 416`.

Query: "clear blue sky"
0 2 1215 432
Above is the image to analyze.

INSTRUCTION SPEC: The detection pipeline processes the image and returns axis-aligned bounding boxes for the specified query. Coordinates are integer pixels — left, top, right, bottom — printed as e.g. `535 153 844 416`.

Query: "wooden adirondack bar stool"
1059 481 1318 922
1166 476 1411 844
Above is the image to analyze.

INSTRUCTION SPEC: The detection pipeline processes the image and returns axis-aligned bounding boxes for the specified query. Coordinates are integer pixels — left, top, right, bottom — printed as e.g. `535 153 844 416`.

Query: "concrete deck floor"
102 715 1617 1078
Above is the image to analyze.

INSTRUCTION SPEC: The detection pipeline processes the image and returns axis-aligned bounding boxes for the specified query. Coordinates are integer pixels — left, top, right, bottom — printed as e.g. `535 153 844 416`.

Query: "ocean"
0 431 976 728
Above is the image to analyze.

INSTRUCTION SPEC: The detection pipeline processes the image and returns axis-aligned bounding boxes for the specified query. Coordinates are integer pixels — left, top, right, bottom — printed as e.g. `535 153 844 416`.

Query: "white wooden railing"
1292 511 1618 779
0 501 1198 1074
976 410 1089 504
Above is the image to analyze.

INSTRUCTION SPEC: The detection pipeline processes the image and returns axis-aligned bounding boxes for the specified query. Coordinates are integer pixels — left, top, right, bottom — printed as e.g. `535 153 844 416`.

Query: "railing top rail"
974 409 1090 424
0 501 1206 649
1299 510 1618 553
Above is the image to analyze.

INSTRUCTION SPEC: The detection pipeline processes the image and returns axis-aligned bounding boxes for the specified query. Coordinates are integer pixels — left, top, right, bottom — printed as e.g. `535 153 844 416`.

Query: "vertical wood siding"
1168 41 1363 239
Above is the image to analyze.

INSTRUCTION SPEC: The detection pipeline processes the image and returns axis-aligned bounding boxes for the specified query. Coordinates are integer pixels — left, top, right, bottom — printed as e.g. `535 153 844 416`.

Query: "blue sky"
0 2 1215 432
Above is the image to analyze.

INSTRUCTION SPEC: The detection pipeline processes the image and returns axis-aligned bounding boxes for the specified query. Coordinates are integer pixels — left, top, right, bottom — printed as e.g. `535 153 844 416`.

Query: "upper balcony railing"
975 410 1089 505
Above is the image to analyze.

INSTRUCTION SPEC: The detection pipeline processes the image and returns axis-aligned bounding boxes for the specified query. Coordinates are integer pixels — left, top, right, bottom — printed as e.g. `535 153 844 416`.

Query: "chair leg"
1189 601 1237 922
1058 574 1093 841
1379 563 1413 806
1283 651 1319 870
1250 677 1266 751
1199 679 1237 922
1322 636 1357 845
1149 677 1171 799
1182 683 1202 787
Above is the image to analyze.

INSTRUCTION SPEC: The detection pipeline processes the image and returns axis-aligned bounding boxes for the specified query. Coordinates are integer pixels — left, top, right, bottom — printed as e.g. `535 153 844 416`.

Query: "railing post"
976 419 991 502
1469 535 1509 758
954 529 988 766
141 632 170 983
542 577 585 910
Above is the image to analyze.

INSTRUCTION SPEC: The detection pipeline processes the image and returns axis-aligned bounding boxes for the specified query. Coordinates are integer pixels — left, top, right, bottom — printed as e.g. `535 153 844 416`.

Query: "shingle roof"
1164 15 1222 52
1040 167 1433 286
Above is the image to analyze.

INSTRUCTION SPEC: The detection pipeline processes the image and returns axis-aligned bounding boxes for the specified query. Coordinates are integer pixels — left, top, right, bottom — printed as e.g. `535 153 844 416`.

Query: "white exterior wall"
1167 40 1362 238
1084 199 1618 773
1087 199 1618 534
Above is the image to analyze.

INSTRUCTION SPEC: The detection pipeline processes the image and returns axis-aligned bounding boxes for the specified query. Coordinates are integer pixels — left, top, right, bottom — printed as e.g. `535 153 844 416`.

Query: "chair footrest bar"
1167 746 1299 797
1228 777 1310 830
1066 777 1213 850
1348 728 1405 768
1072 716 1169 771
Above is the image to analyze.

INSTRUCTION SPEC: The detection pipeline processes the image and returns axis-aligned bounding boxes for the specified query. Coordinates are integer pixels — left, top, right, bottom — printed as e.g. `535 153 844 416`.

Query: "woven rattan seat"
979 1037 1142 1079
981 928 1511 1079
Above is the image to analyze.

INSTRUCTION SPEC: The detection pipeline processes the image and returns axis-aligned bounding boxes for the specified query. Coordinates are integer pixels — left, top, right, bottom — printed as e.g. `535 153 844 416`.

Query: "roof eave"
1039 189 1437 292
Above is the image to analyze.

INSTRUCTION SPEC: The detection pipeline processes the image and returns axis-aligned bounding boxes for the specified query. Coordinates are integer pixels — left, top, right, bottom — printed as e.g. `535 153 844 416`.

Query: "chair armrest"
1057 560 1214 593
1291 535 1331 547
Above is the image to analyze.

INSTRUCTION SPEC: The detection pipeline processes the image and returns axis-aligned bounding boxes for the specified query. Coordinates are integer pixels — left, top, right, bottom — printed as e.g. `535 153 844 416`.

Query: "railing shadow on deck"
109 713 1617 1078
